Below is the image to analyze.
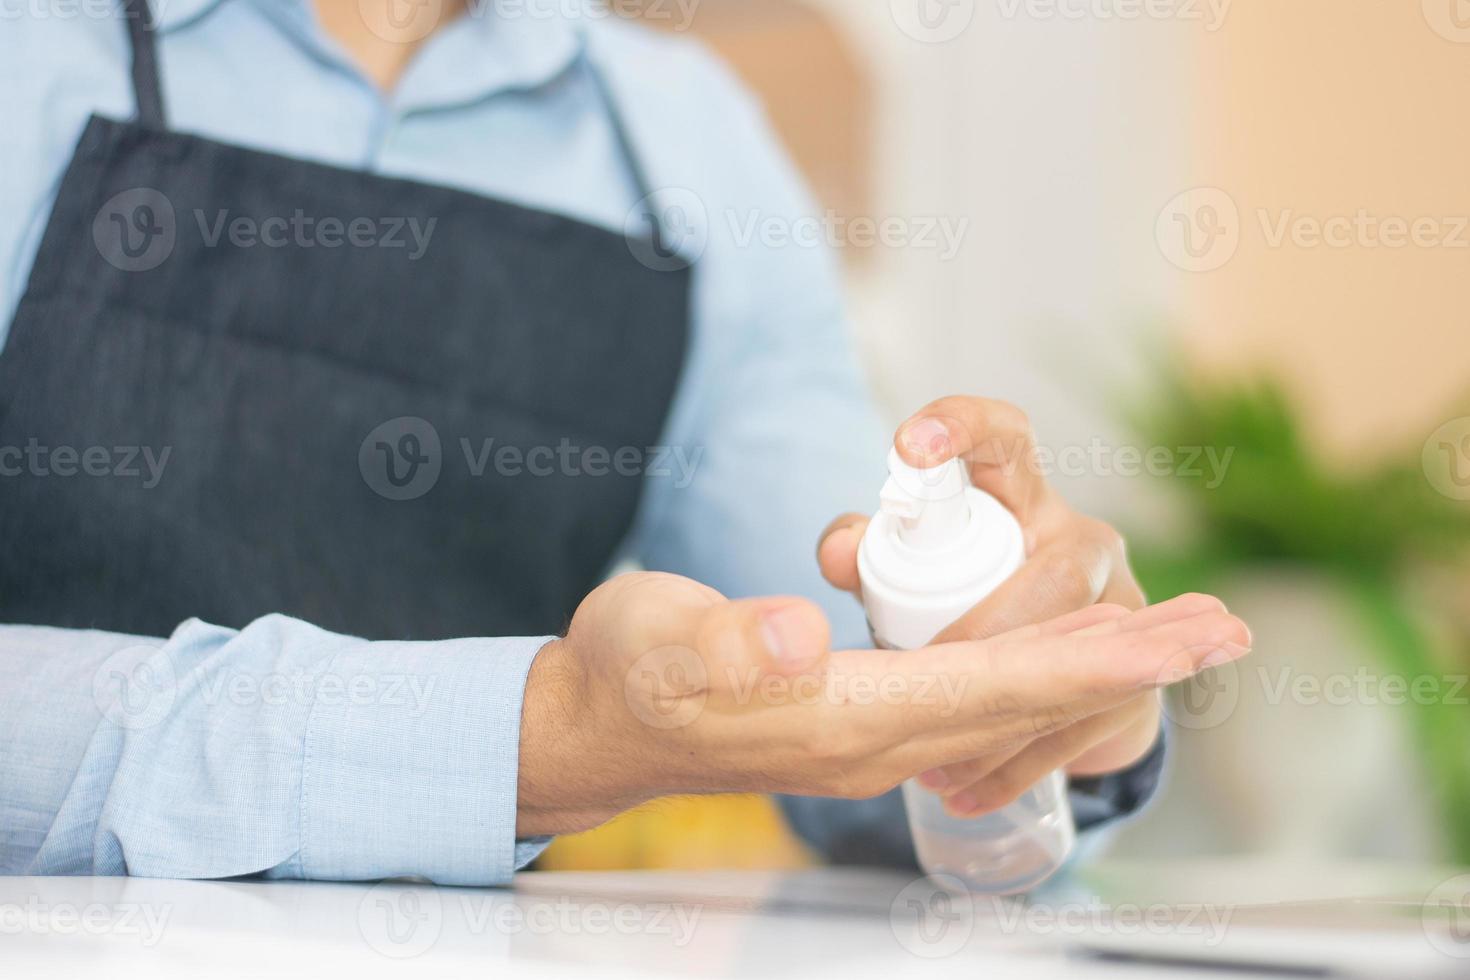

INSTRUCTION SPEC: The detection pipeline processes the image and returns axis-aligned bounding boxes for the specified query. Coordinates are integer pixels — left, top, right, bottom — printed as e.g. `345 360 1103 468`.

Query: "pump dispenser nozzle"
878 447 971 549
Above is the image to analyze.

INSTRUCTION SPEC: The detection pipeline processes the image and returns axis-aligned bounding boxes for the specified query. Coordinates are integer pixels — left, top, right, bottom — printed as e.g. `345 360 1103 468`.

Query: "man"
0 0 1248 882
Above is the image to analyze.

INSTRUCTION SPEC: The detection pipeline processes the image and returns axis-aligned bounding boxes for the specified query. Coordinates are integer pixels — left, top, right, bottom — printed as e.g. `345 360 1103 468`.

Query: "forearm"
1 617 553 883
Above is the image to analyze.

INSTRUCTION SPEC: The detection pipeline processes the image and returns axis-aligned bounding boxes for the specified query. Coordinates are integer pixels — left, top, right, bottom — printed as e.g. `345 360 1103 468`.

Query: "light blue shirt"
0 0 1153 884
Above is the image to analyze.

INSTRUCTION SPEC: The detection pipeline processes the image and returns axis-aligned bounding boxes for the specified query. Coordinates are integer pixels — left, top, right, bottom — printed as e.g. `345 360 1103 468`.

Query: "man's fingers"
1068 592 1225 636
971 591 1222 654
816 513 868 596
895 396 1047 524
978 602 1132 646
916 744 1025 796
939 707 1140 817
1065 693 1163 776
918 606 1252 725
838 594 1238 777
861 603 1247 777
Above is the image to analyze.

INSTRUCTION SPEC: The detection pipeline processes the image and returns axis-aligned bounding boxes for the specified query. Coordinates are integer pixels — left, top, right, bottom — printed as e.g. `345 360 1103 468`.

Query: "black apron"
0 2 690 640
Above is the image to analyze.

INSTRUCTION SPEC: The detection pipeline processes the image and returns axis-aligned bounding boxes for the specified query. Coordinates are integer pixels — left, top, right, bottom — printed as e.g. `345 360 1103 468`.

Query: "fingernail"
919 769 950 791
761 606 820 670
902 418 952 462
1200 642 1250 669
946 792 978 816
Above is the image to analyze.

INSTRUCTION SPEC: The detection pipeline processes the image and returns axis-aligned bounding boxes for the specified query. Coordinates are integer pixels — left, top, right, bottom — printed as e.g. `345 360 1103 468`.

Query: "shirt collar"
145 0 586 109
147 0 227 32
393 2 587 113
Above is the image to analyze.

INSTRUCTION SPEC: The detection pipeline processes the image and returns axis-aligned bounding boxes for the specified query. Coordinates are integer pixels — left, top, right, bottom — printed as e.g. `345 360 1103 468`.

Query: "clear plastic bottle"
857 448 1076 893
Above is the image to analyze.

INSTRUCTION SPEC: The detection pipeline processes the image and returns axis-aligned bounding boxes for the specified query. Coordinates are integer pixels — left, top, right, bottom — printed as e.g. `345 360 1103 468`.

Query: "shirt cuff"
295 634 556 885
1067 726 1168 832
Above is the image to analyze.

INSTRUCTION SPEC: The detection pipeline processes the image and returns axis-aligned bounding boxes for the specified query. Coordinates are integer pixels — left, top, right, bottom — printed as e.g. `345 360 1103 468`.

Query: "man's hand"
516 571 1249 838
816 396 1222 818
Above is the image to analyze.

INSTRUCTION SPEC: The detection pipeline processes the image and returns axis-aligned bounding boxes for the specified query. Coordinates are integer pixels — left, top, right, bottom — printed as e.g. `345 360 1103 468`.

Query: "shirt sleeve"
0 616 554 884
621 45 1166 873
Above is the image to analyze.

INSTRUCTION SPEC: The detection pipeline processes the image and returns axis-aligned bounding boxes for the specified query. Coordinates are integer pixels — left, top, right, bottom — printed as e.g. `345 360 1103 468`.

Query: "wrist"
515 637 639 837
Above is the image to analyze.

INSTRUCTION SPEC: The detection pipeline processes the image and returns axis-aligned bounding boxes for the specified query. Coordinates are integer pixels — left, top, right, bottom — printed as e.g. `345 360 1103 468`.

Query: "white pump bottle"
857 448 1076 893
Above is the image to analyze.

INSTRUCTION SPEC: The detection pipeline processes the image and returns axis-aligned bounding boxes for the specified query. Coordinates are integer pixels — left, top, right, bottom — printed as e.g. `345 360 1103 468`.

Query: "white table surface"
4 862 1467 979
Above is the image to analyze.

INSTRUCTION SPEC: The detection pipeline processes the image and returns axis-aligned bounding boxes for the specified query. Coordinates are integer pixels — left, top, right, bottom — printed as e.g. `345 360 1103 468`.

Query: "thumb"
694 596 832 685
817 513 869 596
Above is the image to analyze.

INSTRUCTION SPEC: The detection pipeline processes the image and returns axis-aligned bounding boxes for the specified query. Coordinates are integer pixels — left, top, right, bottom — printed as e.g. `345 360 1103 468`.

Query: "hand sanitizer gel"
858 448 1076 893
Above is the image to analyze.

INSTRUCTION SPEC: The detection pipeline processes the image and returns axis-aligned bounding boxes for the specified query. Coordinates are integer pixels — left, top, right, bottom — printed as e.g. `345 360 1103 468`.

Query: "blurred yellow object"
538 794 815 871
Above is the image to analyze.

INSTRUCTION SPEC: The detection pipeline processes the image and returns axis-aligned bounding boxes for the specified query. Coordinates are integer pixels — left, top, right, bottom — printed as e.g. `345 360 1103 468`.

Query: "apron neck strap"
582 50 678 261
112 8 678 257
585 63 655 208
122 0 168 129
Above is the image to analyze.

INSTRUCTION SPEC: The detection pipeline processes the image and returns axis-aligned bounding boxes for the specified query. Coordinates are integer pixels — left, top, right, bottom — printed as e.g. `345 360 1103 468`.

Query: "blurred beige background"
1185 0 1470 460
686 0 1468 469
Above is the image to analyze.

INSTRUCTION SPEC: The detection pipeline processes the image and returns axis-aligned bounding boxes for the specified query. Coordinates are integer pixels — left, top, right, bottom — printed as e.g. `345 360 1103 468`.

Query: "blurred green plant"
1121 350 1470 863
